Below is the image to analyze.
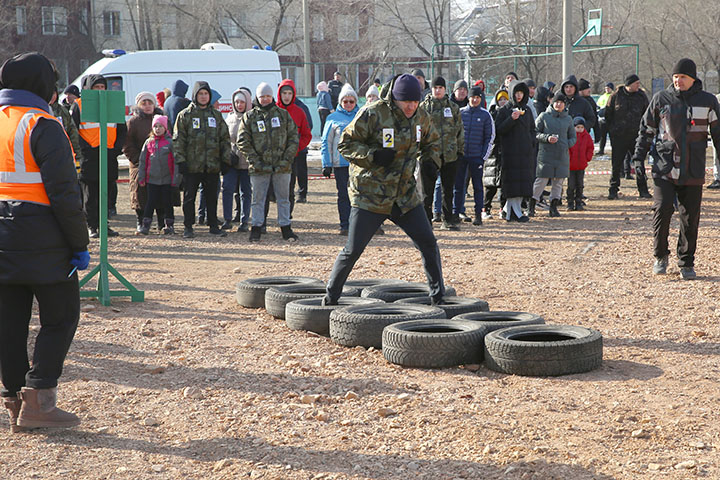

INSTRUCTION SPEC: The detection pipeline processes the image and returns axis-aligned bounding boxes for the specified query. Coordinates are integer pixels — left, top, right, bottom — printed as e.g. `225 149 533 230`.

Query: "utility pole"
302 0 312 96
562 0 572 79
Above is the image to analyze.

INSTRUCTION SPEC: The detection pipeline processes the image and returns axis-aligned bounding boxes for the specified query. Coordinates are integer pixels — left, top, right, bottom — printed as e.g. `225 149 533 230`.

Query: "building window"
338 15 359 42
103 11 120 37
312 16 324 41
53 59 69 87
16 6 27 35
220 16 242 38
42 6 68 36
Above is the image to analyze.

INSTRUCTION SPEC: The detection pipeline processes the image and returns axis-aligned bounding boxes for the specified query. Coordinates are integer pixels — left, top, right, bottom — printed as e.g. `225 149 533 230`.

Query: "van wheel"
484 325 603 376
285 297 383 335
235 276 321 308
382 320 488 368
265 284 360 320
394 296 489 317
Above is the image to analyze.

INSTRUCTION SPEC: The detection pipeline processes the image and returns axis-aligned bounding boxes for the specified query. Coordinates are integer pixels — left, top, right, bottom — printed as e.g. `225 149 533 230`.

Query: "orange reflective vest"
0 105 58 206
75 98 117 148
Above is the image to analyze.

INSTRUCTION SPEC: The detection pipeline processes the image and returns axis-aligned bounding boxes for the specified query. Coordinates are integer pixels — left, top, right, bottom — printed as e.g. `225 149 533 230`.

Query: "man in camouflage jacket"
419 76 464 229
173 81 231 238
50 90 84 174
237 82 299 242
323 74 447 305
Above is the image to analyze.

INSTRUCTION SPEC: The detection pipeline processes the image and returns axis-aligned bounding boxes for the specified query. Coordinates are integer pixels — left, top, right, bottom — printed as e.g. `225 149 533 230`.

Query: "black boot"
281 225 298 241
232 193 242 222
527 198 536 217
249 226 262 242
163 218 175 235
135 210 144 235
139 217 152 235
549 199 561 217
566 200 575 211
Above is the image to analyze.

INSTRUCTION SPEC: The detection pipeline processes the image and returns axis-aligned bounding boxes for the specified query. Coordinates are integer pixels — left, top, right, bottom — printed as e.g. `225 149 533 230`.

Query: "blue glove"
71 250 90 271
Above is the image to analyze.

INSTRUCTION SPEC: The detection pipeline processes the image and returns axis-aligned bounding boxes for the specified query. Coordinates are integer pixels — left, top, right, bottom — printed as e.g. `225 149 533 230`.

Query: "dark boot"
527 198 536 217
249 226 262 242
156 212 165 232
281 225 298 241
139 217 152 235
566 200 575 211
163 218 175 235
135 210 144 235
232 193 242 222
3 394 23 433
549 199 561 217
17 387 80 429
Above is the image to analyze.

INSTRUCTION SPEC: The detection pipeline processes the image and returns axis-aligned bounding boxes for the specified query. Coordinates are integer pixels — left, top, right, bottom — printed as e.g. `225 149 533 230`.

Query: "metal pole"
302 0 312 96
562 0 572 79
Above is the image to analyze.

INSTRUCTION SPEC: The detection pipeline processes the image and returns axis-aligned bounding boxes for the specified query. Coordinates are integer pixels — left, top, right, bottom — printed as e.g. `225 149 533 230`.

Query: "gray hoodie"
225 87 253 169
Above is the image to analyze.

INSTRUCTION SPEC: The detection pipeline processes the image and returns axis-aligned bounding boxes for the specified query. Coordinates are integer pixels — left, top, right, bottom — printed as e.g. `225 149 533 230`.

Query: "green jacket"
237 101 299 175
51 102 84 171
338 76 440 215
173 103 231 174
419 93 464 164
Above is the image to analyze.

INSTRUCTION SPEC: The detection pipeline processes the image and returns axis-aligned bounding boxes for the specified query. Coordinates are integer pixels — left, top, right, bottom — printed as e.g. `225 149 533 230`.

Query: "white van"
69 44 282 116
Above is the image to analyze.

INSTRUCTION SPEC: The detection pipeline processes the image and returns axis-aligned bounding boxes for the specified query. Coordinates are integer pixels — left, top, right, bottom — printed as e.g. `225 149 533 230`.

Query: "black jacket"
560 75 597 129
605 86 649 137
494 81 536 198
163 80 192 132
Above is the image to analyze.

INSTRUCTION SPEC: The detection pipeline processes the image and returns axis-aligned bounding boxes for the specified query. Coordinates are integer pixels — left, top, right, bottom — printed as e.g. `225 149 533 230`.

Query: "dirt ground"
1 149 719 480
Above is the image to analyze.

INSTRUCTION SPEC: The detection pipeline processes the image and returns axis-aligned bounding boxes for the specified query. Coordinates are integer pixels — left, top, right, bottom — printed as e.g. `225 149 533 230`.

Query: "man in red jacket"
277 79 312 215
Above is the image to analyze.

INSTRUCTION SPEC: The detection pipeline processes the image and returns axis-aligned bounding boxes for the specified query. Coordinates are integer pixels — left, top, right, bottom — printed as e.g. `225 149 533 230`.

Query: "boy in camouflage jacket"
323 74 447 305
173 80 231 238
237 82 299 242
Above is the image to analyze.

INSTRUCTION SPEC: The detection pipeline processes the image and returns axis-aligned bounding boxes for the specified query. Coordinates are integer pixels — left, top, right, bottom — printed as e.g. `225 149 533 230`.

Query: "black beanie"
470 86 484 97
673 58 697 80
522 78 536 88
506 71 519 80
578 78 591 90
392 74 422 101
63 84 80 97
573 116 586 127
552 91 567 103
431 76 446 88
0 52 57 103
624 74 640 86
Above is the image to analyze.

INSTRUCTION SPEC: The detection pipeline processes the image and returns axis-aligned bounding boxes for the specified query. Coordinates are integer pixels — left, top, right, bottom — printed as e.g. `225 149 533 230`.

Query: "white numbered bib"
192 118 200 129
208 117 216 128
416 125 422 142
443 107 452 118
257 121 266 132
382 128 394 148
271 117 281 128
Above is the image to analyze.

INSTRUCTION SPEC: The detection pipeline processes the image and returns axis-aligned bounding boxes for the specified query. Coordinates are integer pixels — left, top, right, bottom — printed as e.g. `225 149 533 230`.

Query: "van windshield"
106 77 123 91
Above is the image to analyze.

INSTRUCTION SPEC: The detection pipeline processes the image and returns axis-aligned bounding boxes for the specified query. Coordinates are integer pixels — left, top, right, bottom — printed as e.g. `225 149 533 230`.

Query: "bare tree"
218 0 300 52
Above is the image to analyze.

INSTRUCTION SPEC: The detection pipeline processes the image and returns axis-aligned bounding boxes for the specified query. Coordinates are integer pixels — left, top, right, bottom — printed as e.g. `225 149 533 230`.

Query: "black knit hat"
624 74 640 86
605 82 615 89
63 84 80 97
431 76 446 88
522 78 536 88
392 74 422 101
552 91 567 103
470 86 484 97
578 78 591 90
506 71 519 80
673 58 697 80
411 68 425 78
0 52 57 103
573 116 586 126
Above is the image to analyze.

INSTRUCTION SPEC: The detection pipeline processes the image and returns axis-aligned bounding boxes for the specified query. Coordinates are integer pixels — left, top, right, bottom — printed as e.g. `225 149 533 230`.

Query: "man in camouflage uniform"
173 81 231 238
323 74 447 305
238 82 299 242
419 76 464 230
50 90 83 175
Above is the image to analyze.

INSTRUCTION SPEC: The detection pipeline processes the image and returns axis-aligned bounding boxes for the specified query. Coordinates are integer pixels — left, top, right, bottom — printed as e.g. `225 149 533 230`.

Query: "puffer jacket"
237 98 299 175
321 103 359 168
635 79 720 186
460 103 494 164
605 85 649 137
337 74 440 215
419 93 464 165
139 133 179 186
560 75 596 129
535 104 576 178
277 79 312 154
172 81 231 174
570 129 594 171
225 87 252 169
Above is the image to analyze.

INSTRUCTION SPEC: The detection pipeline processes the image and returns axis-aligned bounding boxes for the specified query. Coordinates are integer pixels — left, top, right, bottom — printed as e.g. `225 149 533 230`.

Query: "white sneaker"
481 211 492 220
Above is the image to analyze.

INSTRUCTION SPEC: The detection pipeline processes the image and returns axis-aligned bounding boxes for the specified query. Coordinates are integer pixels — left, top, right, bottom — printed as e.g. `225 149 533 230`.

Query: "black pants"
484 186 505 212
290 151 309 211
108 154 118 211
652 178 702 267
567 170 585 205
597 119 608 152
183 172 220 228
610 133 648 195
421 160 458 221
81 180 99 230
319 109 330 136
144 184 174 220
0 278 80 397
326 204 445 302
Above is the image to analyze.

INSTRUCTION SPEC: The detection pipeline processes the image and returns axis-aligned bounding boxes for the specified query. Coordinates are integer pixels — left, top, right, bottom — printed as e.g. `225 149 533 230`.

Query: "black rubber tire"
394 296 489 317
329 304 445 349
361 282 456 302
452 311 545 333
235 276 321 308
382 319 488 368
265 284 360 319
484 325 603 376
344 278 408 296
285 297 383 335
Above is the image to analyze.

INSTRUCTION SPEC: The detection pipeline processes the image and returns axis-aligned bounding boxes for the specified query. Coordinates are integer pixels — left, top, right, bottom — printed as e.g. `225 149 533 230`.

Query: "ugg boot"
281 225 298 241
17 387 80 429
527 198 536 217
549 199 561 217
139 217 152 235
163 218 175 235
3 394 23 433
249 226 262 242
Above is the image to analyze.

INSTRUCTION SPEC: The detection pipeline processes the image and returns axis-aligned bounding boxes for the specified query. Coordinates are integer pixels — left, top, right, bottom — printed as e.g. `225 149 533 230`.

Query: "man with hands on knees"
0 52 90 432
323 74 447 306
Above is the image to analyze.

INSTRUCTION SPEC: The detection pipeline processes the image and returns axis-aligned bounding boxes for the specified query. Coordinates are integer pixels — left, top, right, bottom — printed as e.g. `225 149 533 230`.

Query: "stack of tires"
235 277 602 376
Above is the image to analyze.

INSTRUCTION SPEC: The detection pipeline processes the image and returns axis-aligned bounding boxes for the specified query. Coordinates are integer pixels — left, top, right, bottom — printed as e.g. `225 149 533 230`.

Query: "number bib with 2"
382 128 394 148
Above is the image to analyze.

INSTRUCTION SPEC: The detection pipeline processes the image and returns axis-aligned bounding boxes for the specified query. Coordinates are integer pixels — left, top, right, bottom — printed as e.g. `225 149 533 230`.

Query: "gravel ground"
1 151 718 479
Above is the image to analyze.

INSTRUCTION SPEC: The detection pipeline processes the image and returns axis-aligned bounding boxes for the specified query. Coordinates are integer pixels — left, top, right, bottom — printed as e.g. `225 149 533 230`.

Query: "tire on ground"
483 325 603 376
344 278 408 296
329 304 445 349
382 319 488 368
285 297 383 335
361 282 456 302
265 284 360 319
236 276 321 308
394 296 489 317
452 311 544 333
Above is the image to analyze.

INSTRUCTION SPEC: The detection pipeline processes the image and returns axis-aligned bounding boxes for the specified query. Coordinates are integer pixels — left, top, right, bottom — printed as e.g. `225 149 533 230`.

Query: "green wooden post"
78 89 144 305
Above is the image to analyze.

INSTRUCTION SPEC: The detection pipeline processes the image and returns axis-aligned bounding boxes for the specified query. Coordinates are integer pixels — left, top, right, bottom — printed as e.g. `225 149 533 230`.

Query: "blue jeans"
333 166 351 230
433 176 442 216
453 156 484 216
222 168 251 224
251 173 291 227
